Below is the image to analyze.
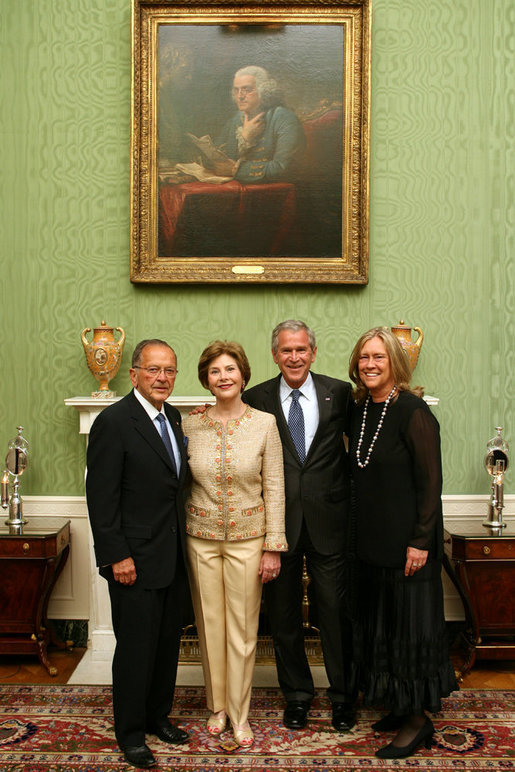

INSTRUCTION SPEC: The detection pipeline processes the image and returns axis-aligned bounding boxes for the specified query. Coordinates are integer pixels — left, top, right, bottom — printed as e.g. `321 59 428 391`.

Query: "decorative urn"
391 320 424 371
81 321 126 398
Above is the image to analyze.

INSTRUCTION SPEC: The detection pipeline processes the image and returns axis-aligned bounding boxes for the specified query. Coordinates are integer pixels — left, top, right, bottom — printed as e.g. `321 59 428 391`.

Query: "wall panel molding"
22 494 514 647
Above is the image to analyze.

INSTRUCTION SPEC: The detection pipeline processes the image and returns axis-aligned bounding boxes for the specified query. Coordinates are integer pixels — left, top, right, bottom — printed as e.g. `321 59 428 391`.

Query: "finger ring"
272 573 277 578
413 563 419 568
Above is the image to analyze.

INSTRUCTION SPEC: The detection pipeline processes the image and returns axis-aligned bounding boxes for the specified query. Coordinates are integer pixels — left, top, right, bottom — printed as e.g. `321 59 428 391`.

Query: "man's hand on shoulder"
188 403 210 416
112 557 137 585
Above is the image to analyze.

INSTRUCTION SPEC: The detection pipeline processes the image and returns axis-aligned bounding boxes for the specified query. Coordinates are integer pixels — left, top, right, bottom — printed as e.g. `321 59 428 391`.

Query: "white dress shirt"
279 372 319 456
133 388 181 474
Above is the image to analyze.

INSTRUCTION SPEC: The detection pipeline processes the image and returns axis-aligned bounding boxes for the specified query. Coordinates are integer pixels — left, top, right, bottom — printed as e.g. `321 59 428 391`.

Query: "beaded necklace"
356 386 397 469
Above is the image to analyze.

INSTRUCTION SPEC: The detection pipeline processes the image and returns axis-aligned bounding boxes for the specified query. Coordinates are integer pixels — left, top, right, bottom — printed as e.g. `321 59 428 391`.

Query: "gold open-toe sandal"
233 722 254 747
207 710 227 735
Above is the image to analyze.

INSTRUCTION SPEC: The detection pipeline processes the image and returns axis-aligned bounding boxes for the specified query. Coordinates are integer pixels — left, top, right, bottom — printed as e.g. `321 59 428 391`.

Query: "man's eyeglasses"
133 366 178 378
232 86 257 97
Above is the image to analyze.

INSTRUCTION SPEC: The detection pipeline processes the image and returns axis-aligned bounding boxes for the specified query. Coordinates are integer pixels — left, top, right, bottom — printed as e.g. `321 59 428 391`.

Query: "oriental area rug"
0 685 513 771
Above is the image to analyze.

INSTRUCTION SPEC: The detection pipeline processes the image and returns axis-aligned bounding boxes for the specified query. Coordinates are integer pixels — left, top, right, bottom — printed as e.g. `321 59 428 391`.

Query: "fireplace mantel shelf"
64 395 214 434
66 393 439 434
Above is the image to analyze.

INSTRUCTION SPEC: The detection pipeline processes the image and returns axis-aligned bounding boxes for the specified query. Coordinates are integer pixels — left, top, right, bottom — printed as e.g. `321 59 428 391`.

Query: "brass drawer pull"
22 543 30 552
483 545 491 555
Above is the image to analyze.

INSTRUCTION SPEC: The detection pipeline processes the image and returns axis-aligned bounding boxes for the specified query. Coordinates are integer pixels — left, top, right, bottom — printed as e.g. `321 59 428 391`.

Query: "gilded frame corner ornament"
130 0 371 284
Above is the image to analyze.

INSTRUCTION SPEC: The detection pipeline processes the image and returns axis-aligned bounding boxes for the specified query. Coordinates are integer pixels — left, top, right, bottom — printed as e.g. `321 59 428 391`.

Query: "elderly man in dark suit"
243 320 356 732
86 339 190 769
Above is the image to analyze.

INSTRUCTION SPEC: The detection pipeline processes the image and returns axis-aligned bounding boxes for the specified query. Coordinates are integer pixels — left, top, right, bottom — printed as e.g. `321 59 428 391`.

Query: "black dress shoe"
121 744 156 768
332 702 356 732
283 701 310 729
375 717 434 758
147 721 189 744
371 712 405 732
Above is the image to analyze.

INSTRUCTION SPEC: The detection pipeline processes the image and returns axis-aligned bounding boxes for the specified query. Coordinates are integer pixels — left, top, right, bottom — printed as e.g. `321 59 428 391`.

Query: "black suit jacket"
243 373 352 555
86 390 188 589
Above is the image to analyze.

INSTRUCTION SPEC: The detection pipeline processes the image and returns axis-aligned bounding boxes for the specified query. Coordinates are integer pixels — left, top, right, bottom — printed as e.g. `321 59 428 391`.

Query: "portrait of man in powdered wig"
156 24 344 260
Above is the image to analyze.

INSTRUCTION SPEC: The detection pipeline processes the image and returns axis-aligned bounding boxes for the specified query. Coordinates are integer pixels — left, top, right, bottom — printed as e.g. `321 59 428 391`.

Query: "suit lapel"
164 402 187 483
268 376 304 466
128 392 177 475
305 374 332 464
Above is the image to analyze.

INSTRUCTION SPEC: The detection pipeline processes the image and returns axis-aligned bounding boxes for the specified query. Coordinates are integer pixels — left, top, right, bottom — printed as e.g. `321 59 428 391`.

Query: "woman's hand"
259 550 281 584
405 546 428 576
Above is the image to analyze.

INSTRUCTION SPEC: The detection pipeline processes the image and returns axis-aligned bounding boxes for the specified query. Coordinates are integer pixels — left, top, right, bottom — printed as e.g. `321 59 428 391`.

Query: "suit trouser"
264 522 354 704
108 569 186 748
186 535 263 726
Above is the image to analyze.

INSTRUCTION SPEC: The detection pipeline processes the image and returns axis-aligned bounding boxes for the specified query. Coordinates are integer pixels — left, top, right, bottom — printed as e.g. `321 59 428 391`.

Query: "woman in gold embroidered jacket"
183 340 287 748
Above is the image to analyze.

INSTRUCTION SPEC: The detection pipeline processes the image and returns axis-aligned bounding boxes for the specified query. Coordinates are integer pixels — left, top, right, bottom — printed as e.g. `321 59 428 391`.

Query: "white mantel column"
65 395 211 656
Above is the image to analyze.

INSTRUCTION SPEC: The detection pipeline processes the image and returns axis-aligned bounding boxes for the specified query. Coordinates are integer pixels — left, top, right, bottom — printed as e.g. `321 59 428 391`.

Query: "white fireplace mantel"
64 395 213 435
65 394 213 655
65 393 439 436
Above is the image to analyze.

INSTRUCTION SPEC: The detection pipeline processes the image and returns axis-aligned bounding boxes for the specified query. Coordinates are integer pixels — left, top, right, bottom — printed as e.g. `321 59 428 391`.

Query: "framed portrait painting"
130 0 371 284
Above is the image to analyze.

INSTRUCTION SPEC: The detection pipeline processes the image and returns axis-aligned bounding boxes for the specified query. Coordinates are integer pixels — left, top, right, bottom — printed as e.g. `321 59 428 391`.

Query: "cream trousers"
186 535 264 726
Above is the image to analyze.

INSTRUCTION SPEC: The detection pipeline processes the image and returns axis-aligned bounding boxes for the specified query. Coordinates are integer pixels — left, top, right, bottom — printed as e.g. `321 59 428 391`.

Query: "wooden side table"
0 516 71 675
444 523 515 680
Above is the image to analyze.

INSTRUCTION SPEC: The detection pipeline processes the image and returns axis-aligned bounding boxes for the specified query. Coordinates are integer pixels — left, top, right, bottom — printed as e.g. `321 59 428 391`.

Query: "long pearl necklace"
356 386 397 469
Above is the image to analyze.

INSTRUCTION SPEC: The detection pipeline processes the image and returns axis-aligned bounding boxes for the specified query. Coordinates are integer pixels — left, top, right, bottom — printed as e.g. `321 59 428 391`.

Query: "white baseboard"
90 630 116 656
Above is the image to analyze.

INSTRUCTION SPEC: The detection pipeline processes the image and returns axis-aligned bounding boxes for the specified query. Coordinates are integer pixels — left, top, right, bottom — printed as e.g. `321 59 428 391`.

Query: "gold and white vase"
81 321 126 397
391 320 424 372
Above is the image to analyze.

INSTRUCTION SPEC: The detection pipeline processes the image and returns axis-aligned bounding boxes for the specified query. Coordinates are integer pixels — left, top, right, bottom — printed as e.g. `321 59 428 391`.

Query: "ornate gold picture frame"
130 0 371 284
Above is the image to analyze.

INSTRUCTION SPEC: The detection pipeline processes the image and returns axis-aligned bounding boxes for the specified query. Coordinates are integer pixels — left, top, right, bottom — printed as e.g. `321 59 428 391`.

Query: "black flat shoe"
375 717 434 759
121 744 156 768
371 712 405 732
283 701 310 729
147 721 189 744
332 702 356 732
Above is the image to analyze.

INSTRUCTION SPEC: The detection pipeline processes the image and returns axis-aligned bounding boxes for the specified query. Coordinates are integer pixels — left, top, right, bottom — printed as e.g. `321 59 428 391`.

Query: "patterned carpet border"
0 685 514 771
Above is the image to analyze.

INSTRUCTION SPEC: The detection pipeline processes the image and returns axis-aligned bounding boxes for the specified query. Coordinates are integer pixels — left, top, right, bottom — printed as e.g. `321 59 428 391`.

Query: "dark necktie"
288 389 306 463
156 413 178 476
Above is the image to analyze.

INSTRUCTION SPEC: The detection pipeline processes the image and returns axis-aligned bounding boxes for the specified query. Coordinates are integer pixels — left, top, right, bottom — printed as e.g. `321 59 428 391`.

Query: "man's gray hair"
271 320 316 353
132 339 176 367
233 66 283 109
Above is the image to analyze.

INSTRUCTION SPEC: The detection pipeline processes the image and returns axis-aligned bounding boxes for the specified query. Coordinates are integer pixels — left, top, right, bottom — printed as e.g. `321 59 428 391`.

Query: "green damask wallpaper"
1 0 513 495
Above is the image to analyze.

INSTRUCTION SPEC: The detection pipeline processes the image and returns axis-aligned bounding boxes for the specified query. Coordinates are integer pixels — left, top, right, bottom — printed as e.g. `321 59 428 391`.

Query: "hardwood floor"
0 647 513 687
459 659 515 689
0 648 87 685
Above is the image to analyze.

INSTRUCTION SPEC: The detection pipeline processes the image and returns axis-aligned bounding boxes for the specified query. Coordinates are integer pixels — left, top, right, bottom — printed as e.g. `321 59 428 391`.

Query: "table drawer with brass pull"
0 539 46 558
452 539 514 561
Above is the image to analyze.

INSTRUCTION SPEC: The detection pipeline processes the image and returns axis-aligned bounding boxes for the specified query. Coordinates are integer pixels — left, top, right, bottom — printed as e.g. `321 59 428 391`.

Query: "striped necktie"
156 413 178 476
288 389 306 463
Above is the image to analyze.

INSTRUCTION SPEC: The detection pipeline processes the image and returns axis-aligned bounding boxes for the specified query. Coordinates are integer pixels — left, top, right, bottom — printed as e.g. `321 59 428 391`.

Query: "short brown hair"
198 340 251 391
348 327 423 404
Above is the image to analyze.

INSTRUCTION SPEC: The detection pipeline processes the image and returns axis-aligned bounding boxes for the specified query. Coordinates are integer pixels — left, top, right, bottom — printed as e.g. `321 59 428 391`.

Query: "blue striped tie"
288 389 306 463
156 413 178 476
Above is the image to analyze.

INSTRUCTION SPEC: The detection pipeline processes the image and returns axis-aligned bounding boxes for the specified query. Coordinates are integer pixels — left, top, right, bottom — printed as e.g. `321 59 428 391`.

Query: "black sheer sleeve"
404 406 443 551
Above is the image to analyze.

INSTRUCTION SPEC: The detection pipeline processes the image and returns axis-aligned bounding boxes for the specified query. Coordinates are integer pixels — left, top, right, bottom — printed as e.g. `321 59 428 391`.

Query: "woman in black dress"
348 327 457 759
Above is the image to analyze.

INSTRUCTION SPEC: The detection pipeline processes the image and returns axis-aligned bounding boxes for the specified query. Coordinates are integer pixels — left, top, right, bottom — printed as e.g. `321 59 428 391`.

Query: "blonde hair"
348 327 423 404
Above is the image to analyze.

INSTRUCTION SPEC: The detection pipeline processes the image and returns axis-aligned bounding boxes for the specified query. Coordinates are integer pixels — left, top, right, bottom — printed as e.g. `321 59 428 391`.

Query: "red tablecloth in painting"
158 181 297 257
